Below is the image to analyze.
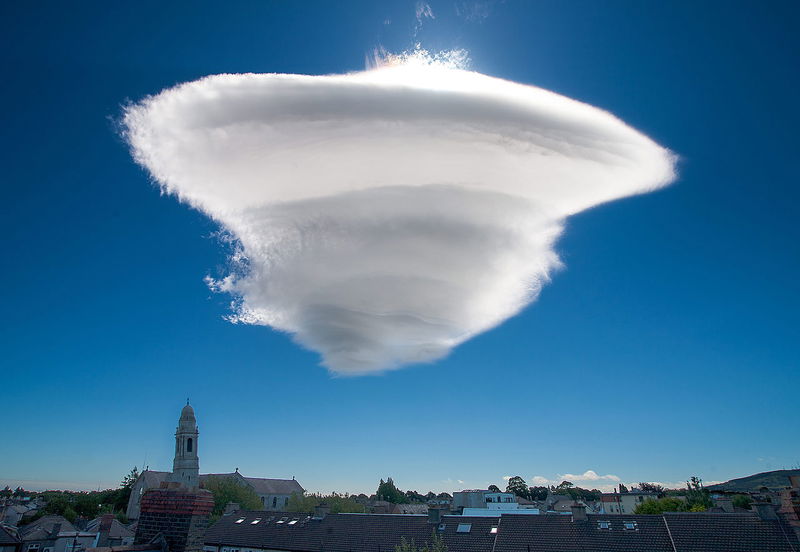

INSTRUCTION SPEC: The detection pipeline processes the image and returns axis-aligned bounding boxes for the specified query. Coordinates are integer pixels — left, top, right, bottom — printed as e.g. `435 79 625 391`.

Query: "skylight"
288 519 298 525
235 518 245 524
277 517 288 524
251 518 262 525
490 527 498 534
623 521 638 531
598 521 610 530
456 523 472 533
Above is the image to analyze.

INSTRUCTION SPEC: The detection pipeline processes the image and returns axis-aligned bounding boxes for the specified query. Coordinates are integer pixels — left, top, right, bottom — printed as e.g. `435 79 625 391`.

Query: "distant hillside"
707 469 800 492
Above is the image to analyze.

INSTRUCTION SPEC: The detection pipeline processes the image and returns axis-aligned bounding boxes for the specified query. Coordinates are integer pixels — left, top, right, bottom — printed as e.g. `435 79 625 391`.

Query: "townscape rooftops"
19 515 77 540
205 512 496 552
85 517 135 539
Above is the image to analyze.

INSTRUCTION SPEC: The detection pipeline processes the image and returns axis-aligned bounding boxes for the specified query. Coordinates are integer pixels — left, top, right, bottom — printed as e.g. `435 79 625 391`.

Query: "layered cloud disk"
123 53 675 374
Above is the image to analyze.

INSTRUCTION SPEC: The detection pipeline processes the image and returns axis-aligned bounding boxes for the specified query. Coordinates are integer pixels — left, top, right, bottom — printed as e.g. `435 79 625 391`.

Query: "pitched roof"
205 512 495 552
243 477 305 495
19 515 77 541
664 512 800 552
0 526 21 545
493 512 800 552
85 517 135 539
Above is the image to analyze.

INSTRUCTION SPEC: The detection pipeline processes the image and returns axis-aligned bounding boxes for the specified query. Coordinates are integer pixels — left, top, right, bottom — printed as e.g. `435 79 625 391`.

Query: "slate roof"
0 526 21 545
19 516 77 541
664 512 800 552
85 517 135 539
205 512 495 552
493 512 800 552
243 477 305 495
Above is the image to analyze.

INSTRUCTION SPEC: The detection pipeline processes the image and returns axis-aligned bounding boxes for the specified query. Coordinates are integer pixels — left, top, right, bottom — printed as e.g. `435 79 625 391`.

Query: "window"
27 545 40 552
456 523 472 533
598 521 610 530
623 521 638 531
285 497 290 507
490 527 498 534
250 518 262 525
235 518 246 524
187 438 193 452
272 497 277 508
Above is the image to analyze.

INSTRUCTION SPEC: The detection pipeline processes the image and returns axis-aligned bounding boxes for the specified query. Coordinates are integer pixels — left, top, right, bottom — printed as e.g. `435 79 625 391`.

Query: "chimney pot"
314 504 331 519
570 502 587 522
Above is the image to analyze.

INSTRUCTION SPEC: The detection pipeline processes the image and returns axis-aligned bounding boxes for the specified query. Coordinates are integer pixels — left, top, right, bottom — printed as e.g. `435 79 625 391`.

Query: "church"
126 402 304 519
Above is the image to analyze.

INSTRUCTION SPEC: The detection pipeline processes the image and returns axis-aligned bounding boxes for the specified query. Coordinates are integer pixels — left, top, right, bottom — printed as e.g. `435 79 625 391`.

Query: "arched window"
187 438 193 453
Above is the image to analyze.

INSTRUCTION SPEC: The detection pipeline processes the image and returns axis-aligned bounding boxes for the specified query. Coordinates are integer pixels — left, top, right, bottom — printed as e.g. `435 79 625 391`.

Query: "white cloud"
559 470 621 483
530 476 550 485
124 49 675 375
415 2 435 25
502 476 512 481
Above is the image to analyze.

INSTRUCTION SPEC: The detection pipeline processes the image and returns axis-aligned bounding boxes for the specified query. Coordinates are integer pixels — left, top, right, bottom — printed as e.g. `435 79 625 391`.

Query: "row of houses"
202 501 800 552
0 514 134 552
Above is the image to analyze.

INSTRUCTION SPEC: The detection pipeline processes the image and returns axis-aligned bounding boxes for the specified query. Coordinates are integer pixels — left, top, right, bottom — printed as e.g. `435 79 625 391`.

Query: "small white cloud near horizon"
123 48 675 375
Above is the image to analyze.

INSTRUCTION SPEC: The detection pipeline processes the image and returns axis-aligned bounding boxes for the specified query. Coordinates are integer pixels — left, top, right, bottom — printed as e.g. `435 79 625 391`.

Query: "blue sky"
1 0 798 494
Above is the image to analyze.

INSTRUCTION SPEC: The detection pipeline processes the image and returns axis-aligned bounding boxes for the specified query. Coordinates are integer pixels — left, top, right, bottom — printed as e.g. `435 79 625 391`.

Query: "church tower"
168 401 200 488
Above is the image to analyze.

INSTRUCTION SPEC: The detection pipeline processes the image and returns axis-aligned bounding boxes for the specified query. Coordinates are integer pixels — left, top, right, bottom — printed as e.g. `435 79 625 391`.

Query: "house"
1 505 29 527
18 516 95 552
204 509 498 552
493 505 800 552
452 490 514 512
203 504 800 552
599 490 658 514
0 526 22 552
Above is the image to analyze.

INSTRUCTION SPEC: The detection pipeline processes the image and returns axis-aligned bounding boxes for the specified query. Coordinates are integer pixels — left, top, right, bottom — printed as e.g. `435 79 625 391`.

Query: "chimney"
753 502 777 520
789 476 800 489
97 514 114 547
50 523 62 538
570 503 587 522
223 502 240 516
714 497 734 513
314 504 330 519
427 506 448 524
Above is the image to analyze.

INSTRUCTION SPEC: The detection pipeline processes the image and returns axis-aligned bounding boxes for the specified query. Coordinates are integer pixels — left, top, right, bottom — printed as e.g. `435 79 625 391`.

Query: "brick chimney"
313 504 330 519
752 502 777 520
97 514 115 547
570 503 587 522
427 506 448 524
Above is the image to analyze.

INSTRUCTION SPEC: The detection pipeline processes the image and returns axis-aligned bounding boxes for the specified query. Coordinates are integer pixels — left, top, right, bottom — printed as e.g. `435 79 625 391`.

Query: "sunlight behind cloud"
123 50 675 374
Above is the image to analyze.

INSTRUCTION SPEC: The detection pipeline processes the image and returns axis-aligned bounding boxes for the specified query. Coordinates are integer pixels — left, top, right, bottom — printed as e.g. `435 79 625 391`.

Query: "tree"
376 478 407 504
618 483 629 493
487 485 501 493
0 486 11 498
528 486 548 501
732 494 752 510
286 492 365 514
202 476 262 517
685 477 712 511
74 493 100 518
633 497 684 514
505 476 529 499
395 532 447 552
638 482 665 495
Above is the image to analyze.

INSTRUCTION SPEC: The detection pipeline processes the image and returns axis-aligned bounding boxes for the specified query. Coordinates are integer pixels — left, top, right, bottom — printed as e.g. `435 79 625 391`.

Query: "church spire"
168 401 200 488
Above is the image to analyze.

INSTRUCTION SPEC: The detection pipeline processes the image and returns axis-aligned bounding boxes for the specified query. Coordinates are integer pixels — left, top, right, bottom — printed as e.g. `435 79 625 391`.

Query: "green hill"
707 469 800 492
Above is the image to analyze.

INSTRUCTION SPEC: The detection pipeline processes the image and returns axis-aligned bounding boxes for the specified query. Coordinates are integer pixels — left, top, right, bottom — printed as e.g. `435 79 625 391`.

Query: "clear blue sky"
1 0 798 494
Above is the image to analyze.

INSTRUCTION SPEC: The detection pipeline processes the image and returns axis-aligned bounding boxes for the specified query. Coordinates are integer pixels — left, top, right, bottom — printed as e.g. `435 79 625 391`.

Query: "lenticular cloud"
123 52 675 375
